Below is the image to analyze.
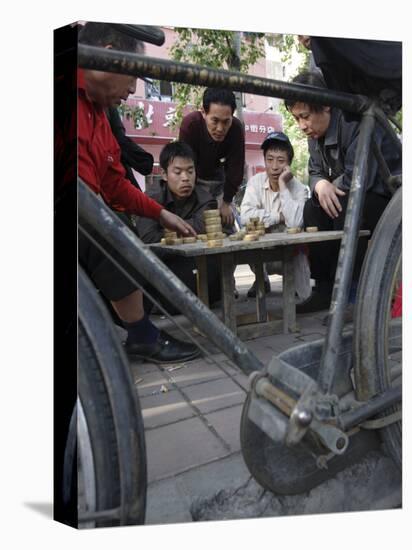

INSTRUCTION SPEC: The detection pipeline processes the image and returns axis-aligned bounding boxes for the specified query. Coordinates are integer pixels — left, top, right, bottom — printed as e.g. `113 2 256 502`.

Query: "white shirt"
240 172 311 299
240 172 309 229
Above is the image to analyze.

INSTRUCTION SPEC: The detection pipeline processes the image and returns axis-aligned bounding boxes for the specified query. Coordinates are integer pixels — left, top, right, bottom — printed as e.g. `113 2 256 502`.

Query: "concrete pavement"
125 266 401 525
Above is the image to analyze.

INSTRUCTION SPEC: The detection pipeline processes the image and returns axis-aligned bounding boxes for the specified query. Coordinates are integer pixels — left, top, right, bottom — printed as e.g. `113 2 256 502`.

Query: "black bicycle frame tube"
339 385 402 431
375 107 402 155
318 107 377 394
78 45 371 115
78 179 263 376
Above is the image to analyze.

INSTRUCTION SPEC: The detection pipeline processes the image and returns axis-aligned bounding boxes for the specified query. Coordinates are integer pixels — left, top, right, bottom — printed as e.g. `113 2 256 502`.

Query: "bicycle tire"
74 268 147 527
354 188 402 468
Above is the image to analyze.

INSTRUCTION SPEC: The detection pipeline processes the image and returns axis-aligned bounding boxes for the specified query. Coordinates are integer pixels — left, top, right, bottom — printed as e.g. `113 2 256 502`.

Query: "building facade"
123 27 286 191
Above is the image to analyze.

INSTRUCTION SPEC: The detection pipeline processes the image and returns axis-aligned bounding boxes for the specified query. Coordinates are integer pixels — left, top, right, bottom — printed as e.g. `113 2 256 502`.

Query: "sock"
123 314 159 345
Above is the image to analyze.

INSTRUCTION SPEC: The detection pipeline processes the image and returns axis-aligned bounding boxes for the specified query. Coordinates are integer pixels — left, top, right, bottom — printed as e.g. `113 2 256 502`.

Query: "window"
145 79 173 101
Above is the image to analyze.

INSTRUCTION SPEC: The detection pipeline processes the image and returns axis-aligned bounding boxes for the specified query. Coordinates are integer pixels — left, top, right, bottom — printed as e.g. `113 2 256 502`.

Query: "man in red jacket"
78 22 200 363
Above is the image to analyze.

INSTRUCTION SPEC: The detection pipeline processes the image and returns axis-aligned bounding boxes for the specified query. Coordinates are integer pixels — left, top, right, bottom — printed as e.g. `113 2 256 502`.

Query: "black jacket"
137 180 217 243
107 107 154 190
308 108 401 200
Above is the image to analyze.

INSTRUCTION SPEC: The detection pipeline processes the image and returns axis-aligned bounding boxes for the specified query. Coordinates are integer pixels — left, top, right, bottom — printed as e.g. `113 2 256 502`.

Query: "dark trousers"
143 255 221 316
303 192 390 284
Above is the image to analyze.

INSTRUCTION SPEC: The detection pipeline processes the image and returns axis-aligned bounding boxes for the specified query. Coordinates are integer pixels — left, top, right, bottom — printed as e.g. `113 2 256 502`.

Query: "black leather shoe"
125 330 201 364
247 279 271 298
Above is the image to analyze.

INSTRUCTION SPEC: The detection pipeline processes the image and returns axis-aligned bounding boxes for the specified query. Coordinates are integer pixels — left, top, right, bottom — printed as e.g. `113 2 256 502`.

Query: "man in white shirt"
240 131 310 299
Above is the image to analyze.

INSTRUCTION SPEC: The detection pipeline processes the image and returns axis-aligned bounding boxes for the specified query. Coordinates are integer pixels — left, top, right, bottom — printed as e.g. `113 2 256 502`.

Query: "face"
264 147 289 186
163 156 196 199
202 103 233 142
290 102 331 140
85 70 137 108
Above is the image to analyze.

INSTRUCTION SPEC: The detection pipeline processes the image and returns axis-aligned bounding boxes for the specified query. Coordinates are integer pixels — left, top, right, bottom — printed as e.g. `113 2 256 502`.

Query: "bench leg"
254 260 268 322
283 248 297 333
221 253 237 334
195 256 209 306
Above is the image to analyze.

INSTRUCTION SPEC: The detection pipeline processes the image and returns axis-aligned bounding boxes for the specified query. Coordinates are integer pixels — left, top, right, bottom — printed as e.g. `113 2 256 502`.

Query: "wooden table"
149 230 369 338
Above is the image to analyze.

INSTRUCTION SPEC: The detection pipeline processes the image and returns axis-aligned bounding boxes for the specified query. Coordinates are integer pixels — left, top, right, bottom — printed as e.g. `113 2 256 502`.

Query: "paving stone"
163 361 227 388
204 404 244 452
296 332 327 343
183 377 246 414
177 452 252 504
232 373 250 391
140 390 195 429
134 369 170 398
145 417 229 482
266 332 302 353
145 477 193 525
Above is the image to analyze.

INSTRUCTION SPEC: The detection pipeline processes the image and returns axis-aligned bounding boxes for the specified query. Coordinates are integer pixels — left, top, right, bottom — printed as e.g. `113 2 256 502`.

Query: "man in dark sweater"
137 141 221 313
179 88 245 227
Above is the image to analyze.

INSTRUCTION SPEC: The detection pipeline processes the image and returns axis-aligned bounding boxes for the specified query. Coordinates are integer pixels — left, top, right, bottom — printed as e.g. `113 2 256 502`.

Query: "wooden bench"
149 230 369 338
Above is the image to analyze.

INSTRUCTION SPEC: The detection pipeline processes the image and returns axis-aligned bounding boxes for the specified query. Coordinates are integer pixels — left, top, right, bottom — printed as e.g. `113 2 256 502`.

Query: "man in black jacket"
137 141 221 314
285 71 401 313
107 106 154 189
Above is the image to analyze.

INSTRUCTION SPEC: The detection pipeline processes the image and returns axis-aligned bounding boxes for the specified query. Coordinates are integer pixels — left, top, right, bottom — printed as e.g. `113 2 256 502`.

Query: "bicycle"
61 26 402 525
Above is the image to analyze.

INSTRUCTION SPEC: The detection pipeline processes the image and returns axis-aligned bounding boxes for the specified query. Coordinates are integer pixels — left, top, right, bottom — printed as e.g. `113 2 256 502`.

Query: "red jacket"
77 70 162 219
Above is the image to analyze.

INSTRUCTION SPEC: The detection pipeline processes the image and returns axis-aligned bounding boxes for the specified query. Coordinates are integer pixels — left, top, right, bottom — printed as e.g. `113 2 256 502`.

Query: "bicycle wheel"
354 188 402 468
69 268 147 527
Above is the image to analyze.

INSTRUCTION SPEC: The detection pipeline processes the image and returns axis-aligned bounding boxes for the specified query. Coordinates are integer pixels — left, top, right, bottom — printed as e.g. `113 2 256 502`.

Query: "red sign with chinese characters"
122 99 283 148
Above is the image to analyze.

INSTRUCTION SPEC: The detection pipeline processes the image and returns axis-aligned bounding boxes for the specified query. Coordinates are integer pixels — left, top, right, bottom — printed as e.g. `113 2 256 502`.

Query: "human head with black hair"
260 132 295 189
261 131 294 164
285 71 331 140
79 22 144 53
201 88 237 142
78 22 143 108
159 141 196 199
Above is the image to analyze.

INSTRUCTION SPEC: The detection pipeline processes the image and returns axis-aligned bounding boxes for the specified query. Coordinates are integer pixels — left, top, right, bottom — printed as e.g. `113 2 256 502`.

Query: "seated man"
137 141 222 313
285 71 401 313
240 132 311 300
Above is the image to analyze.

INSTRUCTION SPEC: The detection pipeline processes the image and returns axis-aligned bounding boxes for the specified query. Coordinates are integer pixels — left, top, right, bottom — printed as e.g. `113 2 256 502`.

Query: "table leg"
195 256 210 306
283 248 297 333
221 253 237 334
254 260 267 322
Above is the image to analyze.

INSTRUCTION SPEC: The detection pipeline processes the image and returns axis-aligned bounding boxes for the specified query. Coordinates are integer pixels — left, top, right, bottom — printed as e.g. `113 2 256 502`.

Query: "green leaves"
117 104 148 129
169 28 266 128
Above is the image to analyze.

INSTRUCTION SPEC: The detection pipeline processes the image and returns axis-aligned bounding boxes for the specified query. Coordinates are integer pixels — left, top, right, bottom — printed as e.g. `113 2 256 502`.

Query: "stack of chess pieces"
202 209 226 247
228 216 265 242
161 229 197 245
159 211 319 247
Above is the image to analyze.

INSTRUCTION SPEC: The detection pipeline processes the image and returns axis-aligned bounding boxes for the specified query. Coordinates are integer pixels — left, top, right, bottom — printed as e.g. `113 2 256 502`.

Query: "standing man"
285 71 401 313
179 88 245 227
77 22 200 363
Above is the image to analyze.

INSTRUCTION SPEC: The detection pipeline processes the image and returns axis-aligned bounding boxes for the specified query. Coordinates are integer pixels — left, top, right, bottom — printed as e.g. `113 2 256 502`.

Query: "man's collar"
323 108 339 146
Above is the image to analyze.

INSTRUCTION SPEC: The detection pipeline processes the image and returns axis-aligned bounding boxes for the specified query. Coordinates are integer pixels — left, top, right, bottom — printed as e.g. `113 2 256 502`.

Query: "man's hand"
220 201 234 226
278 166 293 187
314 179 346 219
159 209 197 237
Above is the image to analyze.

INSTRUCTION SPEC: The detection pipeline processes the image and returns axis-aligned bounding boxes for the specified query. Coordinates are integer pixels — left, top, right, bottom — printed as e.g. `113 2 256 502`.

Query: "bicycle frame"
78 44 401 448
